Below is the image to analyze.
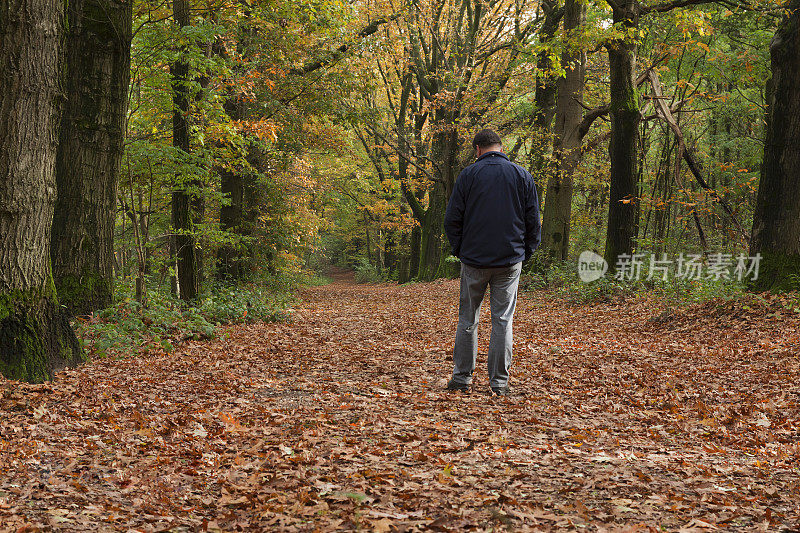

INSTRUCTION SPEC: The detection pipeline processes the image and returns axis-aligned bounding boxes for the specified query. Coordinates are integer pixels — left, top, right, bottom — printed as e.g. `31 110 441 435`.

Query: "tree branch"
288 15 399 76
647 70 751 243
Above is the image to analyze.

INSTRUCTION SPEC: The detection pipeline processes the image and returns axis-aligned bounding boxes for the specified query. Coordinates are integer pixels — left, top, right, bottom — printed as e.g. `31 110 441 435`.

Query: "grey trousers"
451 262 522 389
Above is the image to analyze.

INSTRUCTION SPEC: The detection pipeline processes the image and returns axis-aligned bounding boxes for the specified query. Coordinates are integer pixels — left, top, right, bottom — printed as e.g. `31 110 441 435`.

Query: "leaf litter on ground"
1 273 799 531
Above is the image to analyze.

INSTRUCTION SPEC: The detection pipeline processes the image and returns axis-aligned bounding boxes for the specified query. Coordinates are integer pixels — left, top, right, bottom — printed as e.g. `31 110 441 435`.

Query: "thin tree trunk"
409 225 421 280
364 210 373 265
539 0 586 261
526 0 563 183
171 0 199 301
397 231 410 283
604 0 641 270
750 0 800 291
51 0 132 316
533 0 562 132
0 0 85 382
218 166 245 279
216 62 255 282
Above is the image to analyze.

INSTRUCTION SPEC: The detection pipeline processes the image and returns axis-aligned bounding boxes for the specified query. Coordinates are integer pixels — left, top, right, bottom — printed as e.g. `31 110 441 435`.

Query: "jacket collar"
476 150 509 162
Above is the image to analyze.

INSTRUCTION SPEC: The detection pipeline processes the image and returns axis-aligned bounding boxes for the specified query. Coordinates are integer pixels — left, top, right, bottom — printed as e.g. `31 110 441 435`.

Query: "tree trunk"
539 0 586 261
51 0 132 316
397 231 411 283
409 225 421 279
0 0 85 382
534 0 562 132
604 0 641 270
418 183 447 280
216 76 261 281
418 128 456 281
750 0 800 291
171 0 200 301
418 125 460 281
527 0 563 180
218 166 245 279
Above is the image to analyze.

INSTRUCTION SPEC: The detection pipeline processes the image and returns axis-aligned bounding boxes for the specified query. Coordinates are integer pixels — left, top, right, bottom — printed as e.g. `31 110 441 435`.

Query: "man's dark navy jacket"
444 151 541 268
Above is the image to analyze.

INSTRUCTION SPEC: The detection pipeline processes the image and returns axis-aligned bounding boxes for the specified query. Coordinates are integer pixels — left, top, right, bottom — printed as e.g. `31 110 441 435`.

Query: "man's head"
472 129 503 158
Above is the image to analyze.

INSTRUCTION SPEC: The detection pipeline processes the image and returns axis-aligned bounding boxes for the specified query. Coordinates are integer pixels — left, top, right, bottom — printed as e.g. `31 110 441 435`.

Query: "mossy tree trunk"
540 0 586 262
51 0 133 316
533 0 562 133
750 0 800 291
418 182 448 280
603 0 641 271
409 226 421 279
417 125 459 281
0 0 85 383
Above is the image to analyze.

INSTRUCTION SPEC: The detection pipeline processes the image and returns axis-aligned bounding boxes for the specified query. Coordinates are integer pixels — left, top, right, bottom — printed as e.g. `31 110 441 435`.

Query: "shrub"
75 276 295 360
353 257 385 284
524 258 748 306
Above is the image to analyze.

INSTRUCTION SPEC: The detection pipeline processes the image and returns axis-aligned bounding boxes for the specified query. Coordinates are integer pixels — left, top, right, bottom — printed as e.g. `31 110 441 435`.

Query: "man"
443 129 541 396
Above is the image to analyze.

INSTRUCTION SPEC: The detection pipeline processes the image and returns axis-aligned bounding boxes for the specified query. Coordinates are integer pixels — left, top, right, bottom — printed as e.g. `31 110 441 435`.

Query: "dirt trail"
1 277 799 531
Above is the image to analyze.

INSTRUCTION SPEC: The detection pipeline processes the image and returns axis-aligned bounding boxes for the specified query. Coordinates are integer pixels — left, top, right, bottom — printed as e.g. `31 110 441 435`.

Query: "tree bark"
533 0 562 132
218 166 246 279
418 124 458 281
0 0 85 382
213 27 263 281
171 0 200 301
409 225 421 279
539 0 586 261
750 0 800 291
603 0 641 270
418 182 447 280
51 0 132 316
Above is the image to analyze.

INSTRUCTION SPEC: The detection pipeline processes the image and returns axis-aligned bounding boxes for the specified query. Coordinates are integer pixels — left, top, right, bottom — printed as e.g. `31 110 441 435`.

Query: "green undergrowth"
353 257 387 284
522 259 751 307
75 277 296 360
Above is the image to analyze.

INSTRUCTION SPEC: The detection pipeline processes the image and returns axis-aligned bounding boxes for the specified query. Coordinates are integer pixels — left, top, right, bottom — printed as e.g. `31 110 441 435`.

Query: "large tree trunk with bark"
603 0 641 270
51 0 132 316
0 0 85 382
540 0 586 261
750 0 800 291
418 183 448 280
418 126 458 281
409 225 421 279
522 0 563 185
171 0 200 301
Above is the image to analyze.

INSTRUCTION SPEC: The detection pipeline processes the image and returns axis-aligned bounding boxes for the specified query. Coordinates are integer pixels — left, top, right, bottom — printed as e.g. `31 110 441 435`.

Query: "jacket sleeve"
524 175 541 261
444 171 467 258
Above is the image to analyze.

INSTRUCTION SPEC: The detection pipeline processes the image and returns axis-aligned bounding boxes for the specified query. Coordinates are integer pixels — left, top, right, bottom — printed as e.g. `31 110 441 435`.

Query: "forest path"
2 277 799 531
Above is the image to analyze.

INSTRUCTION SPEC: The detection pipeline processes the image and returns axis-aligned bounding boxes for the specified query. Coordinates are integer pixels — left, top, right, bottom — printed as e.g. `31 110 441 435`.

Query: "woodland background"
0 0 797 380
3 1 800 529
